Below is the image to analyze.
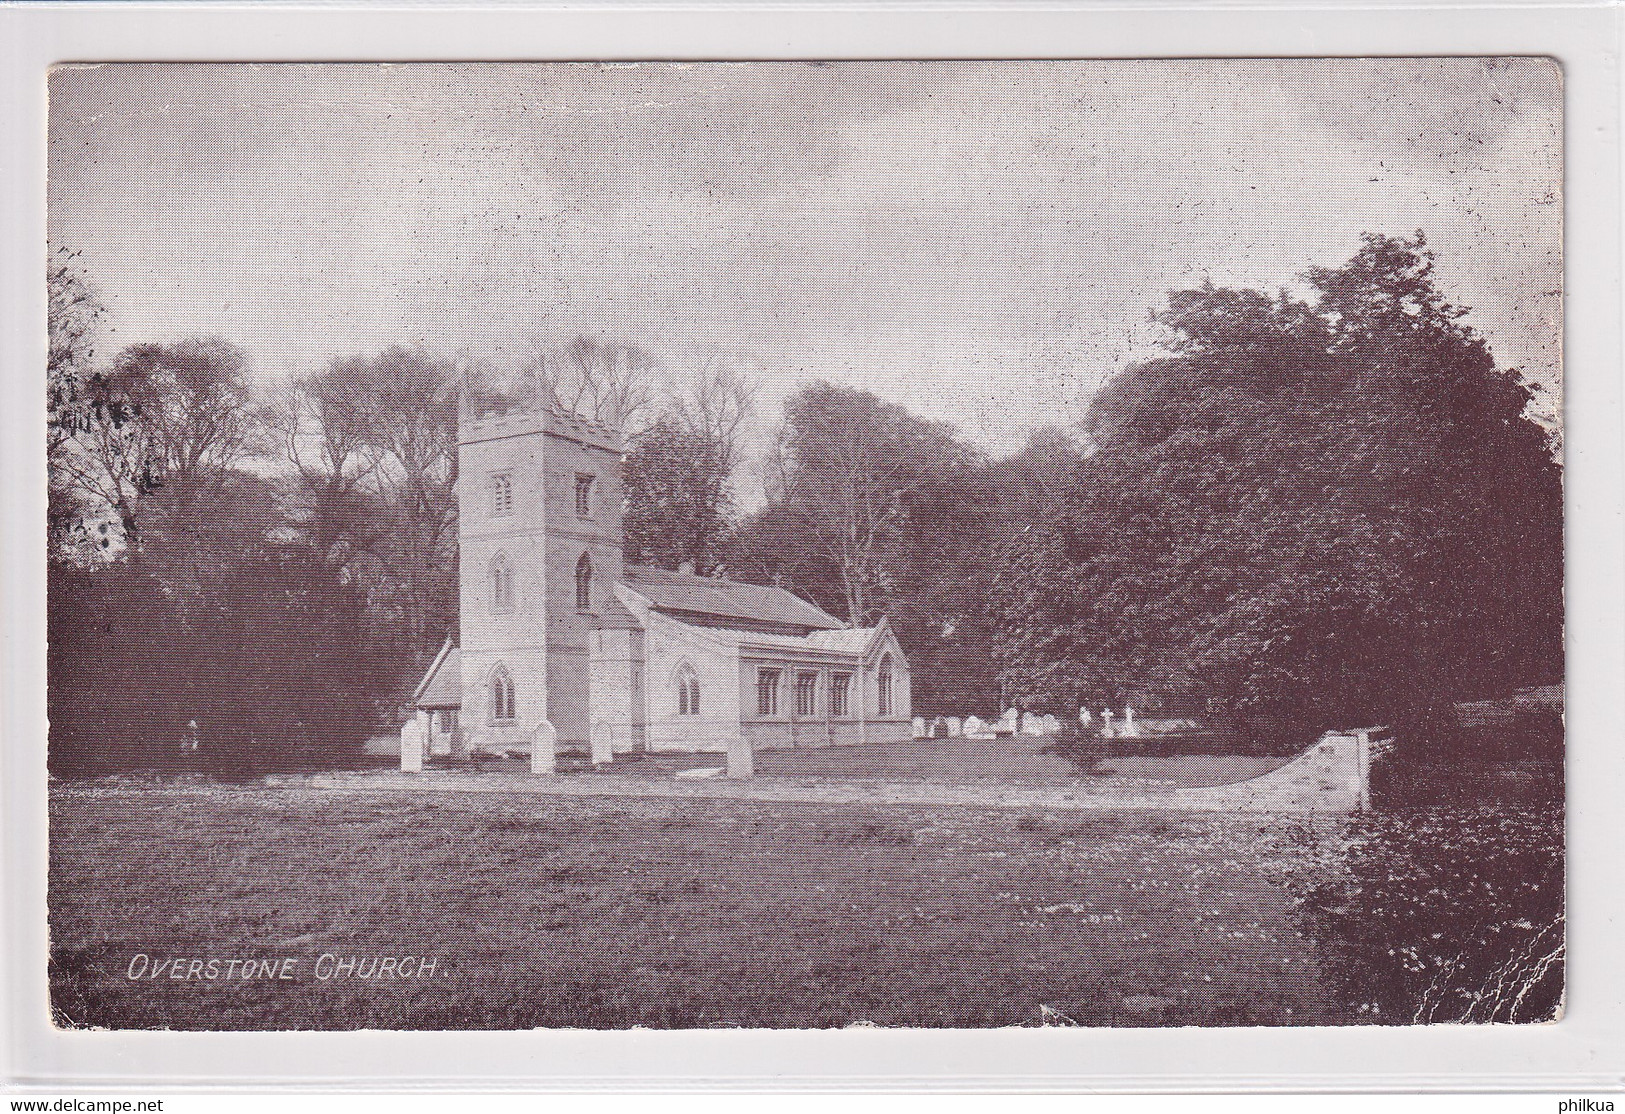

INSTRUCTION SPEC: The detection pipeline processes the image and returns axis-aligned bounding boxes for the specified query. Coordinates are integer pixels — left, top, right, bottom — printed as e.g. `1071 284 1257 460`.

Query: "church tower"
456 404 625 760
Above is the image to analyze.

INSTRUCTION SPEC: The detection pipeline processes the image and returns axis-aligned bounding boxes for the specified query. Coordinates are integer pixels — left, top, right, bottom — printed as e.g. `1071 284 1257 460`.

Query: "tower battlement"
460 401 624 454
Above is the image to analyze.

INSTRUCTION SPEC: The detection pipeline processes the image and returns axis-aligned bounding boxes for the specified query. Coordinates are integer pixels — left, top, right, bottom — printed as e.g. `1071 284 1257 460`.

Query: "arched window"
675 662 700 716
877 653 894 717
490 553 515 614
489 665 516 723
575 552 593 612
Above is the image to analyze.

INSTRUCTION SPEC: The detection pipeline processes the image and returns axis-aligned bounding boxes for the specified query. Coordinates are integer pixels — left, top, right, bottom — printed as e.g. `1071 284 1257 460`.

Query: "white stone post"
1356 729 1372 811
400 718 424 773
531 720 557 775
727 734 755 779
455 693 476 760
591 722 614 766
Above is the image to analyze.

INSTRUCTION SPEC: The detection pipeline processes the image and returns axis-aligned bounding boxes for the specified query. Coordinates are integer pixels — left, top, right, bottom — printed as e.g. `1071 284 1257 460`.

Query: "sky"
48 59 1563 466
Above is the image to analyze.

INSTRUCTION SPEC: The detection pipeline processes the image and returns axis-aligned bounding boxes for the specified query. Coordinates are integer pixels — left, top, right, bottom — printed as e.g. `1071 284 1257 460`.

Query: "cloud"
48 59 1562 457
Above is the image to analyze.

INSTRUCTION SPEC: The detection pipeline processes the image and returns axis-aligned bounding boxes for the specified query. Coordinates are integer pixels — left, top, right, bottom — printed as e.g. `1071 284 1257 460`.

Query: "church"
404 402 911 771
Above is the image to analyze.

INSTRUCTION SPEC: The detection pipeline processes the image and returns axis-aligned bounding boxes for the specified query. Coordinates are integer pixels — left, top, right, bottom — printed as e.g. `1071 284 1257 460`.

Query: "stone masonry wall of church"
538 427 624 750
457 410 623 755
641 608 741 753
588 626 645 755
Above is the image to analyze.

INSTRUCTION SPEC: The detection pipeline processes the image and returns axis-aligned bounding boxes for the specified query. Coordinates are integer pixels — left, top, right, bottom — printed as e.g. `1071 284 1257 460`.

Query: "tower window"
575 552 593 612
795 671 819 717
490 553 515 614
575 473 595 518
490 473 513 517
490 665 516 723
829 673 851 718
676 662 700 716
877 653 894 717
755 669 781 717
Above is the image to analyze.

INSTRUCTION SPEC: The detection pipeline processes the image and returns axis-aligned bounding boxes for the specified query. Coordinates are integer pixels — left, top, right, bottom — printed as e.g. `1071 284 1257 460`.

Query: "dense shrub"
1278 805 1563 1024
48 544 382 776
1041 719 1320 772
47 562 192 774
1371 711 1563 808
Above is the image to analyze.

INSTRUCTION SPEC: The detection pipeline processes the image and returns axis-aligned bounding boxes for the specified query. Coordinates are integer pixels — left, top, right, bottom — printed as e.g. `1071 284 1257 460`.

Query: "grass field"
49 781 1346 1029
47 780 1561 1030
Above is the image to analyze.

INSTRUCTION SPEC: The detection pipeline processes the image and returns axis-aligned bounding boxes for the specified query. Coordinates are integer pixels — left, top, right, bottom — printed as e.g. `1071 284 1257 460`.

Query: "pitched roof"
414 644 461 708
805 627 882 655
592 596 643 631
623 565 845 631
735 630 862 656
736 625 892 662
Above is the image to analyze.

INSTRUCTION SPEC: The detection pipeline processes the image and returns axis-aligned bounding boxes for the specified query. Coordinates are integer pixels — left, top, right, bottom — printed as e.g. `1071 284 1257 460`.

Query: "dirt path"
264 732 1363 812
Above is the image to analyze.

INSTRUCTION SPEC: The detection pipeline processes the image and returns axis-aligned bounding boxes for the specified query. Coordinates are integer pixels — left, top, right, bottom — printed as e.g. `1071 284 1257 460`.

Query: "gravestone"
1101 709 1115 738
1041 714 1061 734
1078 707 1092 726
727 734 755 780
963 715 986 738
591 721 615 766
399 718 425 773
912 717 927 739
530 720 557 775
1000 708 1019 734
1121 707 1138 738
946 717 963 737
1021 712 1045 735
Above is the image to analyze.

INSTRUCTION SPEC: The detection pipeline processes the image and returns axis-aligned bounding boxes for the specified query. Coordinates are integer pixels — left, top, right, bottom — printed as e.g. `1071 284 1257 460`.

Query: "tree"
665 349 756 468
759 382 984 626
622 420 734 572
47 559 192 773
266 362 385 569
317 346 461 655
108 338 257 487
620 351 758 572
51 336 258 554
724 383 999 713
515 335 659 434
47 250 112 557
181 533 384 772
990 233 1564 726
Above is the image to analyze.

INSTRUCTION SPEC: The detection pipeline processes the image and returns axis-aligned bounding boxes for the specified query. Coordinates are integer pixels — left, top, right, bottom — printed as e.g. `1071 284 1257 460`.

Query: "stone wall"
1059 730 1375 812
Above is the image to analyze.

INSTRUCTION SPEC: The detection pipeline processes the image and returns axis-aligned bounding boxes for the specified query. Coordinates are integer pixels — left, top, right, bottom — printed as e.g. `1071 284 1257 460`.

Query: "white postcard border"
2 1 1619 1093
